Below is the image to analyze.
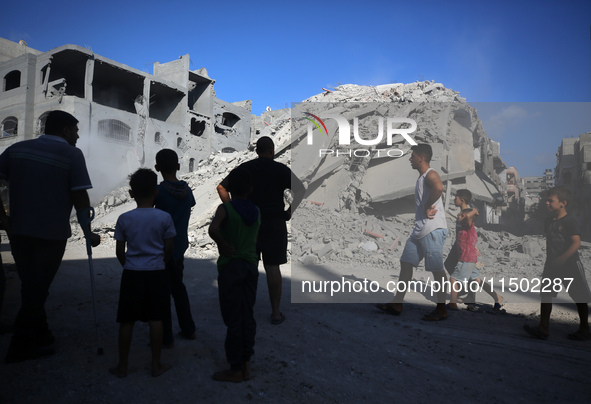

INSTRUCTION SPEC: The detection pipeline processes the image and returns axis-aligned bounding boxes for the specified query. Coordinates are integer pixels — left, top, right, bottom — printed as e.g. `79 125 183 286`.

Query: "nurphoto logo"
305 113 418 147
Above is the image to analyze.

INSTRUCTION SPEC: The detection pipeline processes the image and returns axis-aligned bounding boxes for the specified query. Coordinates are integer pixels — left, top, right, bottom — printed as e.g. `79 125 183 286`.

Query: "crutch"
77 207 104 355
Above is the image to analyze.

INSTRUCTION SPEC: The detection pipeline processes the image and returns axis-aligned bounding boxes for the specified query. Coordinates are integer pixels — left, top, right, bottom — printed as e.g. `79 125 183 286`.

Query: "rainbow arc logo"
304 112 328 137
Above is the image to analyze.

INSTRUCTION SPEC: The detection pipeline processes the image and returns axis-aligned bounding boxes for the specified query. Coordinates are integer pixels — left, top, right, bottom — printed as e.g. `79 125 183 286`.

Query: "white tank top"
411 167 447 239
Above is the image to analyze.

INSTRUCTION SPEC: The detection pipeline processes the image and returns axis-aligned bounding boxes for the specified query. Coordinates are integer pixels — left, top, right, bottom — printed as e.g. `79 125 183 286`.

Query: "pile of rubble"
70 81 590 281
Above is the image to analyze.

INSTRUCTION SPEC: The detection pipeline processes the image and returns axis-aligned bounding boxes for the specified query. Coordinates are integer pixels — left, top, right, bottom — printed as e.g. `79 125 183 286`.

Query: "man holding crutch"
0 110 100 363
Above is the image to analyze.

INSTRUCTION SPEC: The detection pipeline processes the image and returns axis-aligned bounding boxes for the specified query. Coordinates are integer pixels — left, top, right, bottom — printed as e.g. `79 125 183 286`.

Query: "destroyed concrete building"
288 83 507 226
0 37 251 201
82 81 569 287
500 166 524 223
555 132 591 231
522 169 553 208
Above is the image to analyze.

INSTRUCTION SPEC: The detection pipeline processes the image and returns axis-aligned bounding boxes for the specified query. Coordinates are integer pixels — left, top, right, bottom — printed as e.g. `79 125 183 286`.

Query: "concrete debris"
68 81 591 281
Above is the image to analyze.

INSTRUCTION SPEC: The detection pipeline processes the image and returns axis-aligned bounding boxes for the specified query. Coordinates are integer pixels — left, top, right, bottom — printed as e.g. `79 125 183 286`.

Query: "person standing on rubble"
376 143 449 320
216 136 305 325
0 110 101 363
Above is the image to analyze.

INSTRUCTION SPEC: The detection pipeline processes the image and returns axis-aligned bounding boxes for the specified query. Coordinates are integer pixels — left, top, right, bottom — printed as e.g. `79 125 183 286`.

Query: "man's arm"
424 170 444 219
164 237 174 265
0 197 9 236
116 240 126 267
72 189 101 247
285 172 306 220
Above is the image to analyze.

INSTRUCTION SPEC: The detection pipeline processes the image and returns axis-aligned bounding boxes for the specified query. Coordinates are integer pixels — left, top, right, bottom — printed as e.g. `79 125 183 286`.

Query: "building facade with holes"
555 133 591 232
0 38 251 201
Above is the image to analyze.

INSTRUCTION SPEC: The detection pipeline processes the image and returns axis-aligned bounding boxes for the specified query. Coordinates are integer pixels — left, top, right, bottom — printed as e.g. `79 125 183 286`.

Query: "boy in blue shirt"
209 168 261 383
154 149 197 345
110 168 176 377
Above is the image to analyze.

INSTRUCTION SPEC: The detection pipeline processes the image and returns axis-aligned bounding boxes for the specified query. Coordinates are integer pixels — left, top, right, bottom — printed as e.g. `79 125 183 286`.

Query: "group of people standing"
0 112 304 382
0 110 588 382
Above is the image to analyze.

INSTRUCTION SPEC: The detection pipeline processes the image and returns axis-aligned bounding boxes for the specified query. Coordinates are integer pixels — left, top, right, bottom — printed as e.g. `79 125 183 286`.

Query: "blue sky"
2 0 590 177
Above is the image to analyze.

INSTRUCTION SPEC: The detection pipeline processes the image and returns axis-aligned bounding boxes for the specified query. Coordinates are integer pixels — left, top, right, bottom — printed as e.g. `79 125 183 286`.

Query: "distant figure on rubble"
0 110 101 363
209 168 260 382
446 189 503 312
376 143 449 320
154 149 197 346
111 168 175 377
216 136 305 325
524 187 591 341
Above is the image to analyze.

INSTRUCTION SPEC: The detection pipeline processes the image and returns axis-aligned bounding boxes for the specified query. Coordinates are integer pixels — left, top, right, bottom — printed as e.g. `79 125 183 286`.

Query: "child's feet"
178 330 197 340
109 364 128 378
523 324 549 340
152 363 172 377
242 361 251 381
446 303 459 311
567 329 590 341
213 368 243 383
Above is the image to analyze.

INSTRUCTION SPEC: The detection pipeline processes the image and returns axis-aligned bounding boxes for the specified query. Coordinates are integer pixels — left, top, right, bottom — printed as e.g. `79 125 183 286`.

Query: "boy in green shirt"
209 168 261 382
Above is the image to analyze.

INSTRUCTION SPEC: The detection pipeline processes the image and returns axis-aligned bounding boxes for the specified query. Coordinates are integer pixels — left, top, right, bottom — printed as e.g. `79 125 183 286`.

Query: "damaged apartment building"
287 83 508 225
555 133 591 231
0 37 251 200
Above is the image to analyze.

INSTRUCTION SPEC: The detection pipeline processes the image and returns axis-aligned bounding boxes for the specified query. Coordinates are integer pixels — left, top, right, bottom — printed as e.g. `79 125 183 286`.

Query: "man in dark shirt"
217 137 305 324
0 110 100 363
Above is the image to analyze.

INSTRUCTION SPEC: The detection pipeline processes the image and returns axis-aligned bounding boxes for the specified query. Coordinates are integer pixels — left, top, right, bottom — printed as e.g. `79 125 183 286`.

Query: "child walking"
524 187 591 340
447 189 502 311
110 168 176 377
209 168 261 382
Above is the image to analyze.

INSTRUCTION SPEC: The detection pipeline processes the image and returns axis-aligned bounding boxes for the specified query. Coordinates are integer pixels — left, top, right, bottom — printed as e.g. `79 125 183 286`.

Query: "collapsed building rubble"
70 81 591 285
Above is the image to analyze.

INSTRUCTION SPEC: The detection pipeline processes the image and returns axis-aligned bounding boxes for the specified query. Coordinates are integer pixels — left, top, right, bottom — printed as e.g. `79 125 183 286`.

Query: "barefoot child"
447 189 502 311
524 187 591 340
209 168 260 382
110 168 176 377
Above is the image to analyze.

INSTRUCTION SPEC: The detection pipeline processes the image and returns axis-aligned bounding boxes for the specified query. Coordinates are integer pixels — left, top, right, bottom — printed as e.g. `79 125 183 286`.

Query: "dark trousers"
0 252 5 317
9 235 67 344
163 258 195 344
218 259 258 367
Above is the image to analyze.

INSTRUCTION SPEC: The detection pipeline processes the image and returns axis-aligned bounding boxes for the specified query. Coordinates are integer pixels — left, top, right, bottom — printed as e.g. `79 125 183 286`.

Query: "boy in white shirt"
110 168 176 377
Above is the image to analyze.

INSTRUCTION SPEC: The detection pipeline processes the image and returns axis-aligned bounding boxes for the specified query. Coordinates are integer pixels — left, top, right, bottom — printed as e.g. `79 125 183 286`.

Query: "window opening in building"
36 112 51 136
98 119 131 142
1 117 18 138
155 132 161 144
190 118 206 137
4 70 21 91
189 158 195 172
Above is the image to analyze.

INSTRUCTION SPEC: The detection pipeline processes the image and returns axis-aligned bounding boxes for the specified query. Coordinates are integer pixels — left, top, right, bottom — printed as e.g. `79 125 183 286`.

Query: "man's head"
454 189 472 207
155 149 180 174
409 143 432 170
45 110 79 146
256 136 274 158
545 187 571 213
129 168 158 201
227 167 252 198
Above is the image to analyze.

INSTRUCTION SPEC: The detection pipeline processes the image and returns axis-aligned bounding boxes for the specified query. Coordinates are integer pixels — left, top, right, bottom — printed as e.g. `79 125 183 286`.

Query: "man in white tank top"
376 144 449 320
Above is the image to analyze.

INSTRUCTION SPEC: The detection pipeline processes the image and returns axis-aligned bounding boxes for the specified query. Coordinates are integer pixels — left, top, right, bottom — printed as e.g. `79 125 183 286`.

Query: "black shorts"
541 260 591 304
257 220 288 266
117 269 170 323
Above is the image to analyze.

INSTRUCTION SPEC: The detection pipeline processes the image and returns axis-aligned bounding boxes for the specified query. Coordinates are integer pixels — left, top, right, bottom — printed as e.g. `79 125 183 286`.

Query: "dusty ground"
1 237 591 404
